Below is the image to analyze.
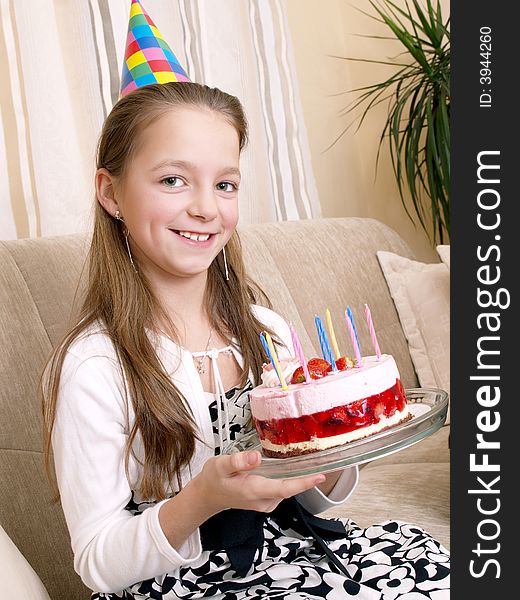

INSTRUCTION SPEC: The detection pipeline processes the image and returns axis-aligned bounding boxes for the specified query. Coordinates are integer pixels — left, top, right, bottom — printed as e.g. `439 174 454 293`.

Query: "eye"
216 181 238 192
161 176 184 188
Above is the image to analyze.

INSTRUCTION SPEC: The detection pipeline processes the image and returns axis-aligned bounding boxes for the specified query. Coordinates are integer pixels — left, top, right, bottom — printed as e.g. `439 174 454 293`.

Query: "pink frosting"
250 354 400 421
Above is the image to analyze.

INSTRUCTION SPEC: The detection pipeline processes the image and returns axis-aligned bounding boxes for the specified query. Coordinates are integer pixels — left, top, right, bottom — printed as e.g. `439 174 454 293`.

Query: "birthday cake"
250 354 409 457
250 309 409 458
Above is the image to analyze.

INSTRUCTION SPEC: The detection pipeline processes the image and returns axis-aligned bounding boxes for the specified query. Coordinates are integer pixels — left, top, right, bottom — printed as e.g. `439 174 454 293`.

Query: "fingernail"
247 451 259 465
315 475 326 484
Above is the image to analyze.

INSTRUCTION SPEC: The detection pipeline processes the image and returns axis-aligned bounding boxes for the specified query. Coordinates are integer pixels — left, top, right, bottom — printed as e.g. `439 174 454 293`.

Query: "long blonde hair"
42 82 278 500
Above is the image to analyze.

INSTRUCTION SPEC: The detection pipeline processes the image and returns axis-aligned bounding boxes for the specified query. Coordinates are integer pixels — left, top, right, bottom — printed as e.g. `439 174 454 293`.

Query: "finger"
219 450 262 475
279 474 326 498
255 473 326 500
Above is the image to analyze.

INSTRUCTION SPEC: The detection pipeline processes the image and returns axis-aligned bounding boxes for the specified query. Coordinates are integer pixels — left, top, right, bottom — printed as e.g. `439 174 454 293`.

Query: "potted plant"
335 0 450 244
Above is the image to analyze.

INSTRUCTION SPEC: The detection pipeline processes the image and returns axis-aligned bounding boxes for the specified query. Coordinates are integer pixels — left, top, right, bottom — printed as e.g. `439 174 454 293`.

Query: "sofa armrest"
0 526 51 599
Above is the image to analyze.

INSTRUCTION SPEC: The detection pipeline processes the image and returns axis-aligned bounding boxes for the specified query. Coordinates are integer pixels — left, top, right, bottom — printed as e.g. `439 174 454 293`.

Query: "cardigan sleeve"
252 305 359 514
53 344 202 593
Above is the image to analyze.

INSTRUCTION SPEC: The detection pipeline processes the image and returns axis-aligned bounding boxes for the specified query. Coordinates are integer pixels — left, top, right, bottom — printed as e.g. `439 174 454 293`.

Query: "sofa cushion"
322 428 450 551
0 238 93 600
376 250 450 401
1 234 89 347
323 461 450 551
436 245 451 269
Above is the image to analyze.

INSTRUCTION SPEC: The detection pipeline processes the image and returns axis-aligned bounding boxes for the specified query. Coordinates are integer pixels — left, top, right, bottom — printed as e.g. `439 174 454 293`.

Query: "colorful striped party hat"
120 0 190 98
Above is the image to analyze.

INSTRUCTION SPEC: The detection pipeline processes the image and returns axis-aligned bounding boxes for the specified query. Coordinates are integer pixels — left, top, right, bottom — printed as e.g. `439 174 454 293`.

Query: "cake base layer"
261 409 411 457
254 381 408 458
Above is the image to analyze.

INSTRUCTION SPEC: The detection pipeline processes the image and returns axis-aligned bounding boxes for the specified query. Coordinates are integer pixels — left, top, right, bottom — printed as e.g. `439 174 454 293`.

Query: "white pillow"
0 526 51 599
436 245 450 269
377 250 450 402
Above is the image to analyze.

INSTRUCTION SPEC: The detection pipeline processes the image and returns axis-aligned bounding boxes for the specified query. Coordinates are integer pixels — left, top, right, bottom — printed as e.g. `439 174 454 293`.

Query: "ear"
95 168 120 217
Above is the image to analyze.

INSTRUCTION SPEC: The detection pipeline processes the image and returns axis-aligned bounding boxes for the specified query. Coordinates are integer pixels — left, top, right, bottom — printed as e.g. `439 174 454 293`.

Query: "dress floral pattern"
92 382 450 599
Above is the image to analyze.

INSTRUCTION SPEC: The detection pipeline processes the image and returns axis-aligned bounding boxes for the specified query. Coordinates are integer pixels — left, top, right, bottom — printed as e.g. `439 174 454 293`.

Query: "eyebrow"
151 159 241 179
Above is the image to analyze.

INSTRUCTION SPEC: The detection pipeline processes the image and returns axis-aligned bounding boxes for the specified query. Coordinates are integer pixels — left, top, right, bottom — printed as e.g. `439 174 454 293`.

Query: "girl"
42 82 449 599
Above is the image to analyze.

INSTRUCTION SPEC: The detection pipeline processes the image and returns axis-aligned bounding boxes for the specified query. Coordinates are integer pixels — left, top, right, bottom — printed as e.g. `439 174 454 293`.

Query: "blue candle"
260 332 282 386
260 332 274 363
315 315 337 371
314 316 328 360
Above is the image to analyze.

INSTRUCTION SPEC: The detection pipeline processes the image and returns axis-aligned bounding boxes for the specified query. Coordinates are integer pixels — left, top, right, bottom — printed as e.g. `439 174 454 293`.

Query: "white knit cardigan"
52 305 358 593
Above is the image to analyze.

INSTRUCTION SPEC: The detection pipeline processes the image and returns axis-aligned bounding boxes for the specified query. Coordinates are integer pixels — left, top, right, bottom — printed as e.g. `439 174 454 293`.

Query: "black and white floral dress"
93 378 450 600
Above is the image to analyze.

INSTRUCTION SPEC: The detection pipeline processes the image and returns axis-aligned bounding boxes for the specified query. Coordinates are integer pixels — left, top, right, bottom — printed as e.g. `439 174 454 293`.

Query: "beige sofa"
0 217 450 599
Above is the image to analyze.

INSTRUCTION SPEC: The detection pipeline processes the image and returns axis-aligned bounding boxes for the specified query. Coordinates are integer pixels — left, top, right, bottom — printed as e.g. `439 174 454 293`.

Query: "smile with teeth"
175 230 213 242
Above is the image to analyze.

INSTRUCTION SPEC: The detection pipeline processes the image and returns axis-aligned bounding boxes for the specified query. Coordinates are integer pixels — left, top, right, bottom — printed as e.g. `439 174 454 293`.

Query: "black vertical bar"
451 1 515 597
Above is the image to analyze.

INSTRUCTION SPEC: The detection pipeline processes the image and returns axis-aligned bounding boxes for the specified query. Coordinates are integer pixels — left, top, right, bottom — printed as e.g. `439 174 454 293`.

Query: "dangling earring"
124 230 138 273
114 211 137 273
222 246 230 281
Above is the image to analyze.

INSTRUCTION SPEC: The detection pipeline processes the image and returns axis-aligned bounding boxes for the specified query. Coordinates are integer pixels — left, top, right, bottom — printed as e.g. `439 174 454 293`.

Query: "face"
103 106 241 285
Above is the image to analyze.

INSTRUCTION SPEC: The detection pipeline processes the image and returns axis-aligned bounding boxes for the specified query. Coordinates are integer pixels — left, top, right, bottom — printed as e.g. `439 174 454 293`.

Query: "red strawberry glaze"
253 380 406 445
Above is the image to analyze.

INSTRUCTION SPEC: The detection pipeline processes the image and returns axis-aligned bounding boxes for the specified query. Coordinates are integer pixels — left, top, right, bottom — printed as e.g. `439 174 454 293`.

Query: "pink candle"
344 310 363 367
365 303 382 359
290 324 311 383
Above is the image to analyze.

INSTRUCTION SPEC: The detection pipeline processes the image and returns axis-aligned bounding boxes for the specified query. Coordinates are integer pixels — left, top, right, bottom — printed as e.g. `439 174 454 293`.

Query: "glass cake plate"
222 388 449 479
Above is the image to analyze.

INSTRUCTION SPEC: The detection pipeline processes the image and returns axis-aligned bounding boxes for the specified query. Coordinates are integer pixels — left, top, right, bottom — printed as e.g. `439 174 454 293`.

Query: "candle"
314 315 328 361
325 308 341 359
264 331 288 390
320 318 338 371
290 323 311 383
365 303 382 359
344 309 363 366
346 306 361 355
315 315 337 371
260 332 274 365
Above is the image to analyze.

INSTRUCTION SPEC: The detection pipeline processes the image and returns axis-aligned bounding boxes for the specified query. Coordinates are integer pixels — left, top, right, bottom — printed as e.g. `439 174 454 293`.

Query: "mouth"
169 229 216 244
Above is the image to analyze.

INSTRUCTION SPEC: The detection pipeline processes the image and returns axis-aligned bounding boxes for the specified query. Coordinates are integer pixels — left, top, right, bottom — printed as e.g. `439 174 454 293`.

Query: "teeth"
178 231 210 242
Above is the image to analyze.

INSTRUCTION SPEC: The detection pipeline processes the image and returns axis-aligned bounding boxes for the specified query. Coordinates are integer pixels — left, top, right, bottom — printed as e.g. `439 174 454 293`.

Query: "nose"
187 186 218 221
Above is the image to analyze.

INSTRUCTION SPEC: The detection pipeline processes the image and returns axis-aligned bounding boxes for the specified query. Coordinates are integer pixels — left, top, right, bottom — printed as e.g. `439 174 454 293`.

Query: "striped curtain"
0 0 320 240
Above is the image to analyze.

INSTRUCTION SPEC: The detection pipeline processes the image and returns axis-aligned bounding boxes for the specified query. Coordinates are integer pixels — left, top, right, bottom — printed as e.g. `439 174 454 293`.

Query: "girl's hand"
158 450 325 550
193 450 326 516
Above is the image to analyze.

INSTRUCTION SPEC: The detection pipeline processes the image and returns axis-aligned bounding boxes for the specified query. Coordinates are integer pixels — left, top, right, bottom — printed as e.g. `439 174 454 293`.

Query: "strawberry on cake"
249 354 410 458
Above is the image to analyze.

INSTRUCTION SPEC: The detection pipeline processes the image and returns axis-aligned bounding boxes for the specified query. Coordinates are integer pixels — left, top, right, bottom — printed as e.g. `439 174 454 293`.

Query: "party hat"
120 0 190 97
